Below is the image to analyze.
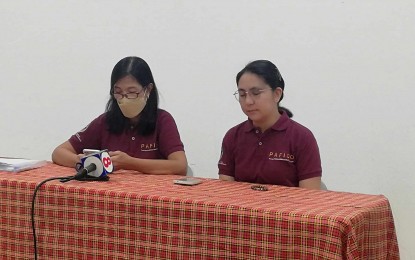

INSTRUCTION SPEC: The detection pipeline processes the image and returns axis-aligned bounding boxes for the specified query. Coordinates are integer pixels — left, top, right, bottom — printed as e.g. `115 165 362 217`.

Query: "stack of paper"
0 158 47 172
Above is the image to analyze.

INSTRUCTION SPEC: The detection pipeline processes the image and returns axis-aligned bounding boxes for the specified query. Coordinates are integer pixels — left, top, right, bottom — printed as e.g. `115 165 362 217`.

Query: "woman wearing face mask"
218 60 322 189
52 56 187 175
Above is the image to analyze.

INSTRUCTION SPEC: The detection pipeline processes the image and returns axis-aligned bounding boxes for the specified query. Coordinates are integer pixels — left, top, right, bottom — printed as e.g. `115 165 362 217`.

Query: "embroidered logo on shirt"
75 123 91 142
268 152 295 163
218 148 227 165
141 143 158 152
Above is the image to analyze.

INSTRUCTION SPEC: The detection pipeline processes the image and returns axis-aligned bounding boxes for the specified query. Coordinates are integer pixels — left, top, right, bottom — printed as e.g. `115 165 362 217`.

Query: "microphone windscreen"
80 150 113 178
82 156 104 177
84 163 97 173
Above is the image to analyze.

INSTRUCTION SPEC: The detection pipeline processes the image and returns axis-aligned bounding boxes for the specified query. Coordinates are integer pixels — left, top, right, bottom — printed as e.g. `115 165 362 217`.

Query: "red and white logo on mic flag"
101 151 113 173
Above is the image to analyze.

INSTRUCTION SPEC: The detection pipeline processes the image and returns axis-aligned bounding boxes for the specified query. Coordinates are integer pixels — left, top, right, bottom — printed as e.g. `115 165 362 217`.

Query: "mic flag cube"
81 151 114 178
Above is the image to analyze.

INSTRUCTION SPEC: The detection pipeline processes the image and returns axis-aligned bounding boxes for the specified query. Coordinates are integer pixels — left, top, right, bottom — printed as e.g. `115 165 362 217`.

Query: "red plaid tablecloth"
0 164 399 259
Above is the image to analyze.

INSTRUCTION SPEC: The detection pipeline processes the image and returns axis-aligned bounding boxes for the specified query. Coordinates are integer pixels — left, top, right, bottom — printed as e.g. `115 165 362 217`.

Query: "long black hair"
236 60 293 118
105 56 159 135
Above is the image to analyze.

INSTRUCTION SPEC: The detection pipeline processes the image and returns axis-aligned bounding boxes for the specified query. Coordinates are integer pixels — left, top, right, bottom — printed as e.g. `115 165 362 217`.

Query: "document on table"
0 158 47 172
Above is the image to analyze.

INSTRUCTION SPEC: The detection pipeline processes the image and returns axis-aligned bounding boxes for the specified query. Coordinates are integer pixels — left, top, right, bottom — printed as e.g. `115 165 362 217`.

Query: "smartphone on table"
83 149 101 156
173 177 202 186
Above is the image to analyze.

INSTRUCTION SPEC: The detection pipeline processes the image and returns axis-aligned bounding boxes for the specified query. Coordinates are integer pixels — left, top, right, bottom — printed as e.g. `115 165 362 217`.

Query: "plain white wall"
1 1 414 258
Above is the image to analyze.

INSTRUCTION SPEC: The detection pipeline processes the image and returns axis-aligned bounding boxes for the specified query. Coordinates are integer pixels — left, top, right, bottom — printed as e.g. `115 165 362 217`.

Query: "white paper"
0 158 47 172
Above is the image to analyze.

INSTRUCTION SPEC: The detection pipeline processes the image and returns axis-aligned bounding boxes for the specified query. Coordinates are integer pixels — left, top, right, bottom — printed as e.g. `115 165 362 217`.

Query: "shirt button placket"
256 130 263 146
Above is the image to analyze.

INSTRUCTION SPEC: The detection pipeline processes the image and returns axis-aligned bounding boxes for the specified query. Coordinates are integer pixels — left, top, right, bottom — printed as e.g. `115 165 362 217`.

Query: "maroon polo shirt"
218 112 322 187
69 109 184 159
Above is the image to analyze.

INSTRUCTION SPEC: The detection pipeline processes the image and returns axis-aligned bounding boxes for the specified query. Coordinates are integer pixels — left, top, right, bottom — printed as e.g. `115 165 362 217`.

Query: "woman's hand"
108 151 133 170
108 150 187 175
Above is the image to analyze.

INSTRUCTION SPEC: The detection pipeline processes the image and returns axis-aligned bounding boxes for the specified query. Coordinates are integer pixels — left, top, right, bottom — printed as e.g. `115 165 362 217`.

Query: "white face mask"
117 90 148 118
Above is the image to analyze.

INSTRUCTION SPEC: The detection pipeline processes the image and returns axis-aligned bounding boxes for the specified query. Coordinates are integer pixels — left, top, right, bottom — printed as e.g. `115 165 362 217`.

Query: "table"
0 164 400 259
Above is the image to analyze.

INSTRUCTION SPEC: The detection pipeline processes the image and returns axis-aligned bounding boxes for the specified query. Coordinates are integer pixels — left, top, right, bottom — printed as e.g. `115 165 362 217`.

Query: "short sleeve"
218 129 236 177
68 114 105 154
156 110 184 158
295 131 322 181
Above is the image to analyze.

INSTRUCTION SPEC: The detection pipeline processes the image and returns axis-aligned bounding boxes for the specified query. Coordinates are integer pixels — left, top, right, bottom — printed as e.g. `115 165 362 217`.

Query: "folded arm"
219 174 235 181
109 150 187 176
299 177 321 190
52 141 82 168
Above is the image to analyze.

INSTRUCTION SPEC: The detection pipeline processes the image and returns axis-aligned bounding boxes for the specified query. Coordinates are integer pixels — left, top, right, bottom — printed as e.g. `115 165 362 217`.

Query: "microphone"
73 163 97 180
84 163 97 173
75 150 113 181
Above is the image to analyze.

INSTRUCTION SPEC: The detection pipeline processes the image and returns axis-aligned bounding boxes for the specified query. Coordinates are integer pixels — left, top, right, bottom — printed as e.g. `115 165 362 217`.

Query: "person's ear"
274 87 283 103
146 83 154 98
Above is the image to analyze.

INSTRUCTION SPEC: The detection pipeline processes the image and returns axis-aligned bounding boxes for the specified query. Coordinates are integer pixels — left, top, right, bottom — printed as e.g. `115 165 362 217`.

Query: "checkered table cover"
0 164 399 259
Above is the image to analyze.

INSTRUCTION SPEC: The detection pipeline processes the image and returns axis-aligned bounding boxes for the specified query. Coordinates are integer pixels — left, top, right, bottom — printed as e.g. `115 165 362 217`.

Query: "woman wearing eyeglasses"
52 56 187 175
218 60 322 189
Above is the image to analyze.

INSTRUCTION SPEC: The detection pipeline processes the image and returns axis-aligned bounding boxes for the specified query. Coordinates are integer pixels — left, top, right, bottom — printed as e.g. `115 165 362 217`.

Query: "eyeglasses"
233 88 271 102
112 90 143 100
